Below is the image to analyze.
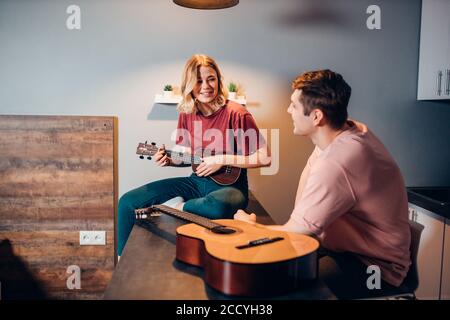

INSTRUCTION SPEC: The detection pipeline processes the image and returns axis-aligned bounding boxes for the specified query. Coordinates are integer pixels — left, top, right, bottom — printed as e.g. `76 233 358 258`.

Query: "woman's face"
192 66 219 104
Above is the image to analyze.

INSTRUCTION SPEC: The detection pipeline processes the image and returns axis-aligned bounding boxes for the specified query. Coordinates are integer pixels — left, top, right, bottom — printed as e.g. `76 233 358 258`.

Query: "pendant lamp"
173 0 239 10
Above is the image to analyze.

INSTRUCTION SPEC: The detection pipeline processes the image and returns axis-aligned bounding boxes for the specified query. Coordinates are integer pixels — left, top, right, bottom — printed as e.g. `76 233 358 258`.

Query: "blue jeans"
319 250 402 299
117 172 249 255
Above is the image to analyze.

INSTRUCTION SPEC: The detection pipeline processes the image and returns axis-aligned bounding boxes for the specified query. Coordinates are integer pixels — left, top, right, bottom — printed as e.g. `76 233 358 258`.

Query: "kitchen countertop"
407 187 450 220
104 192 336 300
103 215 335 300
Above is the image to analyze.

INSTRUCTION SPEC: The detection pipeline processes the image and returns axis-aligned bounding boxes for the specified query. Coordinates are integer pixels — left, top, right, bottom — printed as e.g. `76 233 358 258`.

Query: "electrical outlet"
79 231 106 245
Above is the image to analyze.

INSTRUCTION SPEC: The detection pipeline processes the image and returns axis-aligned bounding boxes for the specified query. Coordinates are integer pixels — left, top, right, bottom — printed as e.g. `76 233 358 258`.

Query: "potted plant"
228 82 237 99
163 84 173 98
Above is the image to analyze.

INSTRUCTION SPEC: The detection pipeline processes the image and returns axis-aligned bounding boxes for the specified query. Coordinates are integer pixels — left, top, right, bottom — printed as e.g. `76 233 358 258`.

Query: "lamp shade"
173 0 239 10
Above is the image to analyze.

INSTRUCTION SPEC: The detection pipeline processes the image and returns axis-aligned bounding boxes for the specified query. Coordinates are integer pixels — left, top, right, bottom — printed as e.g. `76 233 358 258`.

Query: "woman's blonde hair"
177 54 227 113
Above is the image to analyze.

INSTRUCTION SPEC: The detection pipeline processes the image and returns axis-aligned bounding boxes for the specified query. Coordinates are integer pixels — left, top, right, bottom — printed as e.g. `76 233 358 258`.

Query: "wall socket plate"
79 231 106 245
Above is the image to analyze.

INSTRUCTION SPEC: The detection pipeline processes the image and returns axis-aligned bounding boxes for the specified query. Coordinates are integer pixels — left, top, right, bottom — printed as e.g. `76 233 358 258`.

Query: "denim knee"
205 189 248 218
118 191 136 212
117 192 140 256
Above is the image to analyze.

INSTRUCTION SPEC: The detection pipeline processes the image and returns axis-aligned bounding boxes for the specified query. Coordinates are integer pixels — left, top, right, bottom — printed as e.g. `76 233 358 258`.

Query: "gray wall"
1 0 449 224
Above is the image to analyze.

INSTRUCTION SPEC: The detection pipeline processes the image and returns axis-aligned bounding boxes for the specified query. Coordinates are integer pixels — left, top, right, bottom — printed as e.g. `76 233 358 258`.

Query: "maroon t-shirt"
175 100 265 157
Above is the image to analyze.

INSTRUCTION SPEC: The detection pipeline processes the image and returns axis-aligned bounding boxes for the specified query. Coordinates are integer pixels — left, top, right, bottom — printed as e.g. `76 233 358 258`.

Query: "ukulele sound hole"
210 226 237 234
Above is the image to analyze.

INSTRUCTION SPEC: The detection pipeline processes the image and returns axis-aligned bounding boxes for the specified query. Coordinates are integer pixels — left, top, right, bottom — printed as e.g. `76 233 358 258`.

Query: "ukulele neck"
165 150 201 165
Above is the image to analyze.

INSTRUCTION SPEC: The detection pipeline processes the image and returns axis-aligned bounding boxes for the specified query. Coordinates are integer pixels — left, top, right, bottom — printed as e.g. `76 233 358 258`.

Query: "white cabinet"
417 0 450 100
408 203 445 299
441 220 450 300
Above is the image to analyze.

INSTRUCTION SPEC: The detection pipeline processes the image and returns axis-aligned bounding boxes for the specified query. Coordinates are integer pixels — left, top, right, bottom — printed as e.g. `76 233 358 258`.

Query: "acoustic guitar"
136 142 241 186
135 204 320 297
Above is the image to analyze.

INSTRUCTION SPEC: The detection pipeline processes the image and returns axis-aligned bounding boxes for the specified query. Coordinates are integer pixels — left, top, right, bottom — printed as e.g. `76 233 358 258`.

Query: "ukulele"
136 142 241 186
135 204 319 297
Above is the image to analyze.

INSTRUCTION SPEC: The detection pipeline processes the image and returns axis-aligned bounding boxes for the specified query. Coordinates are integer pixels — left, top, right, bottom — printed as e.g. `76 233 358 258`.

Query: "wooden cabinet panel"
409 203 445 299
0 115 117 300
441 221 450 300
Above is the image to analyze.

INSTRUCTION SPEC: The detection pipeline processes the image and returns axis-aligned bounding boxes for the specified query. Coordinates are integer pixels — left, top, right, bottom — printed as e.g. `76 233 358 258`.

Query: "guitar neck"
151 204 222 230
165 150 201 165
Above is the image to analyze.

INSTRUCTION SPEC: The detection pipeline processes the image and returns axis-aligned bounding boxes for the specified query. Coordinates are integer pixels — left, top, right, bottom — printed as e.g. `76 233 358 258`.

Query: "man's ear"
312 109 324 126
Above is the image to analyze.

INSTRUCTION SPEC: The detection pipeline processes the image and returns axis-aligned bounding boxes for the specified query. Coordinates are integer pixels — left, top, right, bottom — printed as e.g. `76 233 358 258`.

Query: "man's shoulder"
328 122 375 156
324 134 372 167
323 125 397 174
310 155 345 176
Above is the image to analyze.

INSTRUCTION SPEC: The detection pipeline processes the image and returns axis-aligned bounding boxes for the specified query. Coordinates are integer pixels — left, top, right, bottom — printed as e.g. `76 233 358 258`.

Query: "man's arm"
266 219 313 235
233 210 315 236
234 159 355 240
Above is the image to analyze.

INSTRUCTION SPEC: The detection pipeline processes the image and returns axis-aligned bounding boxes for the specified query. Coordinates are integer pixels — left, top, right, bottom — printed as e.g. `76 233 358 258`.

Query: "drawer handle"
437 70 443 96
446 69 450 96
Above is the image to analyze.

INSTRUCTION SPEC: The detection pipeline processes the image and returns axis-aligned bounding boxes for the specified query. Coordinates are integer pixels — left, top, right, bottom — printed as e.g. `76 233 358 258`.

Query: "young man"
235 69 411 299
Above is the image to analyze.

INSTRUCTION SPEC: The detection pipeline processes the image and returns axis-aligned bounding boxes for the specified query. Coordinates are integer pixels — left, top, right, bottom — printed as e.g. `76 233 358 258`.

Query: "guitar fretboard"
150 204 222 230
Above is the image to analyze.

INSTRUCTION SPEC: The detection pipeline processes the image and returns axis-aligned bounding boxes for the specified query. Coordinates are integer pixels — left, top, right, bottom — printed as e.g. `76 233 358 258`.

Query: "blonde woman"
118 54 270 256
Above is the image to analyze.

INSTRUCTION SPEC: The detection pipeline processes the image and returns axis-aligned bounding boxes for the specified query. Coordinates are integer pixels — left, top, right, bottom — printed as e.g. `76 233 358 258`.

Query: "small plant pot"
163 90 173 99
228 92 236 99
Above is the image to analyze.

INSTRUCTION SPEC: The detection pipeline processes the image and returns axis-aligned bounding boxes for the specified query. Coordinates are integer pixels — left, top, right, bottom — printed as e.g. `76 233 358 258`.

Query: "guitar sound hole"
211 226 237 234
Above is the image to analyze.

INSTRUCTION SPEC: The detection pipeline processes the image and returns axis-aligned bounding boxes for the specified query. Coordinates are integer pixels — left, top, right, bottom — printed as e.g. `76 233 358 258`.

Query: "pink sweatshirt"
289 120 411 287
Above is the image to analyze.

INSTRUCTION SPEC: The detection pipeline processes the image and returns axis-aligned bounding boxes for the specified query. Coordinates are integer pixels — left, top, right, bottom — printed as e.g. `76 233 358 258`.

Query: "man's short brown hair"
292 69 351 130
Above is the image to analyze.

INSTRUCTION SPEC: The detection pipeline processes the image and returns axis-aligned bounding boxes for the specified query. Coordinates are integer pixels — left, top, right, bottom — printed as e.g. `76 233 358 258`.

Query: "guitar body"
175 219 319 297
191 163 241 185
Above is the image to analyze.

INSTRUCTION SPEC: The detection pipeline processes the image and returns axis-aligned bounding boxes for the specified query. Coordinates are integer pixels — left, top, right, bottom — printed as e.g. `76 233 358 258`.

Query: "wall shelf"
229 97 247 105
153 94 247 106
154 94 182 104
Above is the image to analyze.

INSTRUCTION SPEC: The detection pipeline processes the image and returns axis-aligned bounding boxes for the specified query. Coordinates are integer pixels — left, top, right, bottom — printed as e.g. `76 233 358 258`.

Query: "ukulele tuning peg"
147 156 152 160
151 142 156 146
139 155 144 159
144 140 148 145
